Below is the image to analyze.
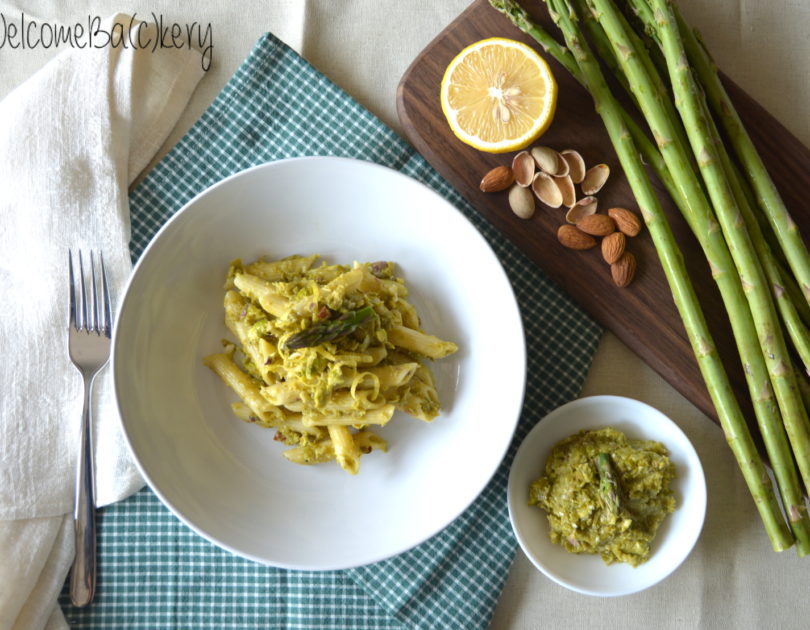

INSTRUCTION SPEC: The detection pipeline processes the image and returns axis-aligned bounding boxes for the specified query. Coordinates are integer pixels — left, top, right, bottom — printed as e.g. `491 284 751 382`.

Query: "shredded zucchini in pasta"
203 254 458 474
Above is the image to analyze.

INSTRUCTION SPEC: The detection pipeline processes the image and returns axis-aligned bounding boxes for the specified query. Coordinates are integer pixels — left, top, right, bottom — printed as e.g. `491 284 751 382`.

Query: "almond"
557 224 597 250
608 207 642 237
601 231 626 264
611 251 637 287
479 165 514 192
577 213 616 236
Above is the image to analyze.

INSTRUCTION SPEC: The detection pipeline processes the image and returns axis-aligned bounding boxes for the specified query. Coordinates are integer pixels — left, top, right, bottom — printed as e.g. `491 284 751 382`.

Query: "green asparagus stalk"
710 91 810 554
713 112 810 331
491 0 804 550
538 0 794 550
645 0 810 549
722 136 810 380
626 0 810 329
627 0 810 426
633 0 810 316
579 0 798 550
595 453 621 515
614 0 810 552
566 0 810 554
669 3 810 307
570 0 694 204
582 0 698 178
664 0 810 340
285 305 375 350
490 0 581 76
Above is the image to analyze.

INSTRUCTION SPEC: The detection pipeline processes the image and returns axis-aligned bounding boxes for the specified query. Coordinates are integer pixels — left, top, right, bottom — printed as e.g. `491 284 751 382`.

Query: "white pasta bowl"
113 156 526 570
508 395 706 596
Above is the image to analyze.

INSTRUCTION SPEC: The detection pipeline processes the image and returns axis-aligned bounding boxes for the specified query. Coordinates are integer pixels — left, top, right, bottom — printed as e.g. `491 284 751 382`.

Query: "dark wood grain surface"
396 0 810 432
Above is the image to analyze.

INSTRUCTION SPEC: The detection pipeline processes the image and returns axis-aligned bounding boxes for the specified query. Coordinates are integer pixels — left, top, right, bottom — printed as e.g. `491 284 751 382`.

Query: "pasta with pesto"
203 254 458 474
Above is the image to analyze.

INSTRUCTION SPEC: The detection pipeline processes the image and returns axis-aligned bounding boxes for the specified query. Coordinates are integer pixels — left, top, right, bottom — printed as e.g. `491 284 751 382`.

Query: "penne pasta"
281 429 388 467
244 254 319 281
203 254 458 473
327 424 361 474
387 325 459 359
338 363 419 390
203 351 285 426
282 440 336 466
395 299 421 330
223 290 277 382
301 404 396 428
353 430 389 454
232 272 288 318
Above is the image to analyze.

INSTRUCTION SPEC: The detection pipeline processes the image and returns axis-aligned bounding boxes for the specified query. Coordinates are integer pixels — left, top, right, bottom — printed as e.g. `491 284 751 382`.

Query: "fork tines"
68 250 112 337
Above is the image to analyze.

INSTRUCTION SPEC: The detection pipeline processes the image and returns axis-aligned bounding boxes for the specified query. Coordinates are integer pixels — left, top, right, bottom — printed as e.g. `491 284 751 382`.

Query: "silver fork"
67 250 112 607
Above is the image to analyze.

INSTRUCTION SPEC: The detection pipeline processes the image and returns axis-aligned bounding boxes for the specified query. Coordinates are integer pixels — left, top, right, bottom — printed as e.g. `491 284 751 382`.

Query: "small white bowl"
508 395 706 596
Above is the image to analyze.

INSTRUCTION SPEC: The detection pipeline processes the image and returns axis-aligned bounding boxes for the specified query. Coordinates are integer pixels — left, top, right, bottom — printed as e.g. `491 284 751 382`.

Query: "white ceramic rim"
113 156 528 569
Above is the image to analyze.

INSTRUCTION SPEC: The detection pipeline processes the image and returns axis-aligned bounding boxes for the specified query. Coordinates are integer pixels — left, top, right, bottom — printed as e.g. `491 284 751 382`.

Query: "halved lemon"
440 37 557 154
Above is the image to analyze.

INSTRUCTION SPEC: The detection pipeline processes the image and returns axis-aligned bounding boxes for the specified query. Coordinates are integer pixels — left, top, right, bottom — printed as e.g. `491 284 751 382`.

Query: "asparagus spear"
595 453 621 516
537 0 794 550
581 0 698 177
657 0 810 352
490 0 580 75
719 123 810 380
593 0 810 553
669 3 810 306
626 0 810 326
644 0 810 551
284 305 375 350
714 94 810 555
622 2 810 544
576 0 801 551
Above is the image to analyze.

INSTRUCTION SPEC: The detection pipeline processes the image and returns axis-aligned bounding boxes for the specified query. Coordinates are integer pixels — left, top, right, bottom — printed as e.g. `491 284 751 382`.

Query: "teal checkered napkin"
59 33 601 629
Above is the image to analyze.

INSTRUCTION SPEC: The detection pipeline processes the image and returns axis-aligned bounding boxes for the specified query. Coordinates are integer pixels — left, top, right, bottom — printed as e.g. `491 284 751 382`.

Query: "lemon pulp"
440 37 557 153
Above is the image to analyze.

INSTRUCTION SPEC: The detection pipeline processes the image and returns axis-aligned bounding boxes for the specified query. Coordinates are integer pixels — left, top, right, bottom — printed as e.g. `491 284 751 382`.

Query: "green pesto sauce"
529 427 676 567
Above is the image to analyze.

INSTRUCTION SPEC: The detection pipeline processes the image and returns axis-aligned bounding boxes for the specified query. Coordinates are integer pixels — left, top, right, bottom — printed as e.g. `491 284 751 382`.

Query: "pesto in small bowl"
529 427 676 567
507 396 705 597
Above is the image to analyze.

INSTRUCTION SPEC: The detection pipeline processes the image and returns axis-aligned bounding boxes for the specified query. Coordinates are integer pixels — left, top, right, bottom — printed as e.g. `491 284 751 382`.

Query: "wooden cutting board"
396 0 810 432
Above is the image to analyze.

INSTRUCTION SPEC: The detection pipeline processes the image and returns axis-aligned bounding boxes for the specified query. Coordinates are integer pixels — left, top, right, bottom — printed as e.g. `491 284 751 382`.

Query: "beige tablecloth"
2 1 808 628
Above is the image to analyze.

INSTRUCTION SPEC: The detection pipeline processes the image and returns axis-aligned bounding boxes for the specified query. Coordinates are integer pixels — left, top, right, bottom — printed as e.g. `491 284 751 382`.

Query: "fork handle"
70 377 97 607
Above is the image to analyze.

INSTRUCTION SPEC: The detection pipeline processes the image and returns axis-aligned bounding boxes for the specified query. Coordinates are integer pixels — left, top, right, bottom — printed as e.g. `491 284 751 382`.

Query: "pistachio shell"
581 163 610 195
530 146 563 175
511 150 535 187
561 149 586 184
531 171 563 208
564 196 598 224
508 184 535 219
554 153 569 177
554 174 576 208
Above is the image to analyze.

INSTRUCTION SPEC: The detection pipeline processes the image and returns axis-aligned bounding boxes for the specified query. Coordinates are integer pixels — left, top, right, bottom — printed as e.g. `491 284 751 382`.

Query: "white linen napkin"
0 14 204 629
